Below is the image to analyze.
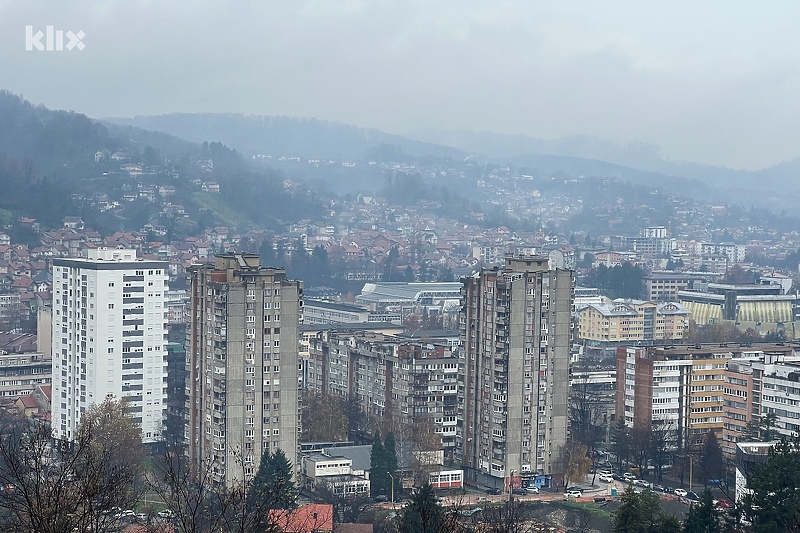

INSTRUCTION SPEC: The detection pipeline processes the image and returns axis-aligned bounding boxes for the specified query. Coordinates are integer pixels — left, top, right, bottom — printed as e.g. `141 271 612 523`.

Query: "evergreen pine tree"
370 430 387 497
399 483 450 533
384 431 399 496
700 431 724 485
683 489 722 533
248 448 298 513
612 486 674 533
742 438 800 532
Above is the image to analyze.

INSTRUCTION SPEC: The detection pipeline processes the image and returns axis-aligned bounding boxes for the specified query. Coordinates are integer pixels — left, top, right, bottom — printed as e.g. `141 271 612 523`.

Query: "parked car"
612 473 623 481
633 480 651 488
512 487 528 496
600 469 612 476
527 486 540 494
717 499 733 509
674 488 688 497
686 491 700 501
653 484 665 492
623 472 636 481
157 509 175 519
599 475 613 483
486 488 502 495
563 490 583 499
374 495 388 503
566 486 583 492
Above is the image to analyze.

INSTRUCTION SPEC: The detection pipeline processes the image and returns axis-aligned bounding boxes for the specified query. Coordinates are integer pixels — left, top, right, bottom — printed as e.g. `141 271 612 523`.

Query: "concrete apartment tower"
186 254 302 488
52 248 169 443
459 255 574 489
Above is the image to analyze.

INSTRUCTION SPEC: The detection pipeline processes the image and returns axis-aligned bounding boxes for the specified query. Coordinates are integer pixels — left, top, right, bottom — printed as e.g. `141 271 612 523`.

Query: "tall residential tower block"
52 248 168 443
459 256 574 488
186 254 302 488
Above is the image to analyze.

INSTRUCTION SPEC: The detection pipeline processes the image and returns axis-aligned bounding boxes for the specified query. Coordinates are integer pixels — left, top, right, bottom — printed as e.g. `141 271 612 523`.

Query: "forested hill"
0 90 117 169
106 113 468 161
0 92 327 238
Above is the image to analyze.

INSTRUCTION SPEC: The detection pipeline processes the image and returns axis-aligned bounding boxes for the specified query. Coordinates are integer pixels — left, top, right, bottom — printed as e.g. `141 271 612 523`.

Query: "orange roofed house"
270 504 333 533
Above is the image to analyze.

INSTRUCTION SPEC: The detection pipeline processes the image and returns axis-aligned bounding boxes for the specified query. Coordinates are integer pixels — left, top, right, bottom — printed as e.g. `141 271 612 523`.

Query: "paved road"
377 473 692 511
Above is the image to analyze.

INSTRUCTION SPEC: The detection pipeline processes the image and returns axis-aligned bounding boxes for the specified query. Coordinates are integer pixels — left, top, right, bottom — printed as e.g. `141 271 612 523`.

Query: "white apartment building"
618 347 692 433
757 359 800 439
696 242 746 263
52 248 168 443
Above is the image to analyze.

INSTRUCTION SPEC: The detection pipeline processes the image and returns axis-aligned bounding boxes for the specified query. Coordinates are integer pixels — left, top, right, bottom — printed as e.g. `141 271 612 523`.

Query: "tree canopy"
0 398 144 533
612 487 679 533
248 448 298 512
683 489 722 533
742 438 800 533
398 483 455 533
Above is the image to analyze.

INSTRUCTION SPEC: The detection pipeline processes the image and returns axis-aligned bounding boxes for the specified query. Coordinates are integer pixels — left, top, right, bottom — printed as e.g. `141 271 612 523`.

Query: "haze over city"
2 1 800 170
4 2 800 532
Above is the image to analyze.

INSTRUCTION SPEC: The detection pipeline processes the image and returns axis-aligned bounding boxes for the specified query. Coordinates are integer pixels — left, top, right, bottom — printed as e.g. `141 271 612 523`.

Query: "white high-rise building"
52 248 168 443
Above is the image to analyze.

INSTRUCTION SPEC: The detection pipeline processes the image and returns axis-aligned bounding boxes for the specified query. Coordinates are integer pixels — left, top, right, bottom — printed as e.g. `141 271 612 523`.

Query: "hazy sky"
1 1 799 170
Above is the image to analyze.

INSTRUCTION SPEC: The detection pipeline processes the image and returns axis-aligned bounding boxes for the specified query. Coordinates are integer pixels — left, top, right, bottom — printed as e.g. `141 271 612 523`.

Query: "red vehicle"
716 500 733 509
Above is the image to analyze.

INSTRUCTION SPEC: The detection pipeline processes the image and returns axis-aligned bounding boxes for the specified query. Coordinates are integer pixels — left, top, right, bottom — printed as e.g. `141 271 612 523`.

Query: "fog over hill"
106 114 466 162
409 128 800 214
104 112 800 215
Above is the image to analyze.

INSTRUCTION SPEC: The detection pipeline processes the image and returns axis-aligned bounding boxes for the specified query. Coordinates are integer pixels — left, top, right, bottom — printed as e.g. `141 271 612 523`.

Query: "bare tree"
569 368 608 449
479 498 543 533
0 398 144 533
309 481 370 524
150 443 312 533
648 419 678 482
148 445 232 533
301 391 349 442
629 426 652 477
558 440 592 488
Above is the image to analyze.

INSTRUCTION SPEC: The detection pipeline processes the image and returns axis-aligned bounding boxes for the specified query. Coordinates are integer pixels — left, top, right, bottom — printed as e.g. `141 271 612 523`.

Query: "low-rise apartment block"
305 330 462 462
579 299 689 356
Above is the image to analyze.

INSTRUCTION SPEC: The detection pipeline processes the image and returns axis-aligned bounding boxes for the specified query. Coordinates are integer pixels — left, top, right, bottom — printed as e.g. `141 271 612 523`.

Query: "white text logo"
26 26 85 51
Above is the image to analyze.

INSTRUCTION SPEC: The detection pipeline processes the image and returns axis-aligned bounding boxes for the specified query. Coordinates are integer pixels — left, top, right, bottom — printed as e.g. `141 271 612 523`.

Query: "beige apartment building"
579 299 690 356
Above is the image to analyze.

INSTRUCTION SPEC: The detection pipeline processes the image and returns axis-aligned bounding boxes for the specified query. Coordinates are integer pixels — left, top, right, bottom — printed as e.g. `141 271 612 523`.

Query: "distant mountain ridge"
106 113 467 161
407 128 800 213
104 112 800 214
408 128 756 187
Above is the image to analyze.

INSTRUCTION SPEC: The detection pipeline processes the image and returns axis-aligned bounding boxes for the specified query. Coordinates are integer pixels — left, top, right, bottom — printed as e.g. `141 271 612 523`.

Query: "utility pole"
387 472 395 506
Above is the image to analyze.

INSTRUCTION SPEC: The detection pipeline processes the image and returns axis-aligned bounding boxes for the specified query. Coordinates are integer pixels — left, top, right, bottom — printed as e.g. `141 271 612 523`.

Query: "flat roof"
53 258 167 270
304 300 369 313
300 322 403 333
357 282 462 302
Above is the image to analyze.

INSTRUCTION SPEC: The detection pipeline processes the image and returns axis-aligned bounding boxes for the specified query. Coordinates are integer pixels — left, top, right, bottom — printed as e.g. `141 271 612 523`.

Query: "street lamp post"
387 472 395 505
688 455 693 493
